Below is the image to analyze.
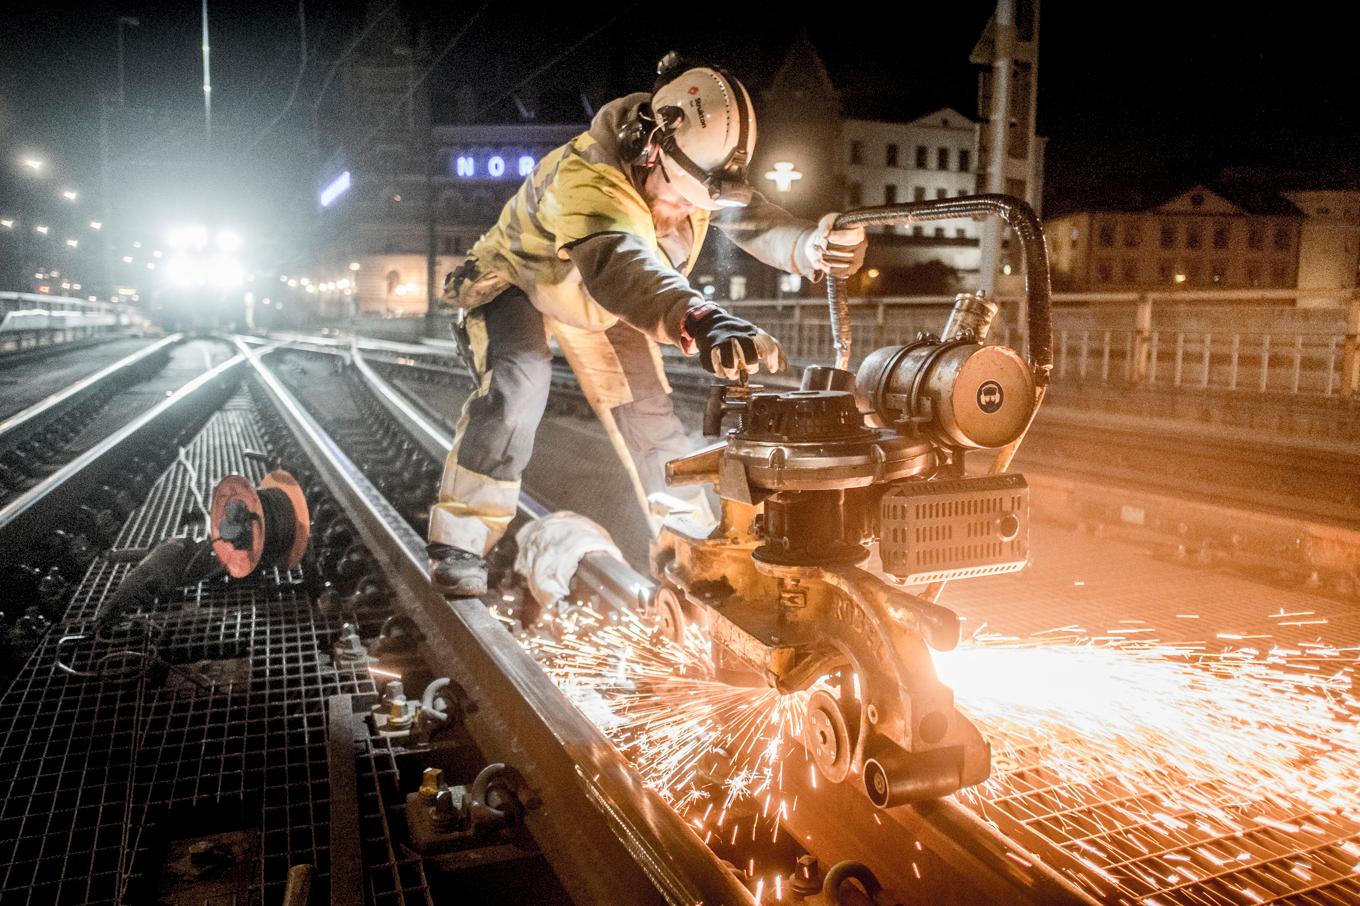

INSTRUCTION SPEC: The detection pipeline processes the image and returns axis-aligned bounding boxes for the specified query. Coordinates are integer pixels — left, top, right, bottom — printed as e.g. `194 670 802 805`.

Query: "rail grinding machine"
649 196 1053 808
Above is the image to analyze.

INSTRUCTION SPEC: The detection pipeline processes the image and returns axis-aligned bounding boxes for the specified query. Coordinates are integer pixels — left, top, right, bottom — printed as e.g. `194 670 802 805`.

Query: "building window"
958 149 971 173
1097 222 1115 248
1096 259 1113 283
1185 226 1201 249
1270 262 1289 286
913 186 926 202
886 143 899 167
1190 193 1205 207
1122 260 1138 283
1248 227 1263 250
850 141 864 165
956 228 967 239
912 226 924 236
934 227 945 237
1213 225 1230 249
884 184 897 204
1273 227 1291 251
1210 261 1227 284
1160 224 1176 249
1246 264 1261 286
937 147 949 170
936 188 948 199
956 188 968 196
1006 178 1026 199
730 275 747 301
1122 225 1141 248
1186 259 1203 284
1158 260 1173 282
848 181 862 207
915 145 928 168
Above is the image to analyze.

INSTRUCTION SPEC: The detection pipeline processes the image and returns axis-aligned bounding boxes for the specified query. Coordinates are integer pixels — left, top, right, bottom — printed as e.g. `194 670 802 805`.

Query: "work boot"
427 543 488 598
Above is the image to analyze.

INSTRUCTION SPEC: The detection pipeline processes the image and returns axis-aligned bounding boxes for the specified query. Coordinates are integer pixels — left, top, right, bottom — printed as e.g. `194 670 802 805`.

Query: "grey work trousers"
429 287 699 553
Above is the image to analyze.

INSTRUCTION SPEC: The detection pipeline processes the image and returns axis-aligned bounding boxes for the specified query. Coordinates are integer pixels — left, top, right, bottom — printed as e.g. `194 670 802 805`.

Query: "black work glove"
682 305 786 380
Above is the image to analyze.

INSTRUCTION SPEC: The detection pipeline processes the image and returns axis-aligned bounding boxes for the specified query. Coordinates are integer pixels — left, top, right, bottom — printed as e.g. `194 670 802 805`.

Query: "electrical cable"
243 0 310 153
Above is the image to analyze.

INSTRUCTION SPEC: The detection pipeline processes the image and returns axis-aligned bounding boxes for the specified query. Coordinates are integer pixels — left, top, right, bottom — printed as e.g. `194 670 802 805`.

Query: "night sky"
2 2 1357 264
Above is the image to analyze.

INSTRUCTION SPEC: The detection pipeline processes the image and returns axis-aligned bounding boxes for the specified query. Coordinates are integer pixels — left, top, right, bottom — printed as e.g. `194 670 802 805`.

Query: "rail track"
0 332 1355 904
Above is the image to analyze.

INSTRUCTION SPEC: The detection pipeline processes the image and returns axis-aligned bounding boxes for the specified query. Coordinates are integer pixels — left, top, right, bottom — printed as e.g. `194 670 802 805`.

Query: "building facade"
1286 190 1360 295
1047 186 1305 291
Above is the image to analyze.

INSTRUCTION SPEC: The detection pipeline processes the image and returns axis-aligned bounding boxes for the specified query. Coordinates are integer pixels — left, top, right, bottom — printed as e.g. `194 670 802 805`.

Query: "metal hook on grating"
53 624 214 690
177 446 213 529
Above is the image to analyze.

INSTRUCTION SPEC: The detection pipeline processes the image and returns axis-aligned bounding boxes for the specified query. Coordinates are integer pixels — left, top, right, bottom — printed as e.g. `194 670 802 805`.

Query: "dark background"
2 2 1356 269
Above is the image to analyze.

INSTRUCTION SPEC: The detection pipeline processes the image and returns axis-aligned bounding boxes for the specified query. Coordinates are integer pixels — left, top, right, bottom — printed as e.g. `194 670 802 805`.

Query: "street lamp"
117 17 140 107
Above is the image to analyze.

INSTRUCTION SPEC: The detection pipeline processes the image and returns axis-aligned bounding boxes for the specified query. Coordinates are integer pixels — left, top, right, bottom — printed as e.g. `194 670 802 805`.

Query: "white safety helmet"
651 64 757 209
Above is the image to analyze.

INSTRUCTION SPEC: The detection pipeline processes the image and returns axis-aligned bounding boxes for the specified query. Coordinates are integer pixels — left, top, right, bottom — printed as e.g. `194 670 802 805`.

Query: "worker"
428 53 867 596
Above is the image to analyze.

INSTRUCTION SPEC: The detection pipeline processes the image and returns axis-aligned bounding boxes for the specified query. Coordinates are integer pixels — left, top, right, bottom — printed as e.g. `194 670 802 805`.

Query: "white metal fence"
725 289 1360 400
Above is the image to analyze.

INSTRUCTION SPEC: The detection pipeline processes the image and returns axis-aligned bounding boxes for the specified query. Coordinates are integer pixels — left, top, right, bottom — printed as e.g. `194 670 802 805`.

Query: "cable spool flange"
210 470 311 578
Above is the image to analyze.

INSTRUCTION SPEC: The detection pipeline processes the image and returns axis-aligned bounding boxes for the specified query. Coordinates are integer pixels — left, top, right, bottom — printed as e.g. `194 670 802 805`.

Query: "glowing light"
518 155 535 176
89 221 102 230
168 225 208 250
348 261 361 271
22 158 43 171
65 239 78 248
1174 273 1187 284
866 268 880 279
216 230 241 252
487 156 505 178
153 250 163 258
122 256 133 264
61 189 78 201
287 279 298 288
455 156 475 177
1 219 14 229
146 262 156 270
34 225 49 235
319 170 351 207
763 161 802 193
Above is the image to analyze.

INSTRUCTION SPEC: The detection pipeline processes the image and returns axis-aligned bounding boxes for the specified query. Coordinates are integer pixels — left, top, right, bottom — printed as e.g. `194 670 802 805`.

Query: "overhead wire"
243 0 310 153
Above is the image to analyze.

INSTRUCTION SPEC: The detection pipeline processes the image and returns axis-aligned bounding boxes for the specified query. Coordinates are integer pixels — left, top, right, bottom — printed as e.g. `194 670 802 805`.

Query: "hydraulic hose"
828 195 1053 381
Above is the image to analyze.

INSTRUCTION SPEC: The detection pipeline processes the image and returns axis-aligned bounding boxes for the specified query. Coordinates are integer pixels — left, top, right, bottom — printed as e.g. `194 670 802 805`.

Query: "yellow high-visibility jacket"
452 92 822 344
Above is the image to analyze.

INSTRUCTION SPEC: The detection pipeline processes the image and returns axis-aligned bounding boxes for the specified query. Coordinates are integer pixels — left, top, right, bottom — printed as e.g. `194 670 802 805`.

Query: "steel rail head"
236 338 752 906
829 195 1054 379
0 334 184 442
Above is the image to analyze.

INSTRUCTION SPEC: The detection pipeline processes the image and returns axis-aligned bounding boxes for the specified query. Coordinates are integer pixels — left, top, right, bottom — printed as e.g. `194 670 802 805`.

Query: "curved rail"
829 194 1053 378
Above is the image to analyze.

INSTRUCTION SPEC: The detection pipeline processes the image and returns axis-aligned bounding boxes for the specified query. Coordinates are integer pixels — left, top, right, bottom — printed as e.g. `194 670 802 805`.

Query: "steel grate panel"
0 390 385 905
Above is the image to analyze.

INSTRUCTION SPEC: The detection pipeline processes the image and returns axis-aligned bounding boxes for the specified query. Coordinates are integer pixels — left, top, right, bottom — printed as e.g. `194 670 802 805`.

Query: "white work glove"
682 305 786 380
802 212 868 278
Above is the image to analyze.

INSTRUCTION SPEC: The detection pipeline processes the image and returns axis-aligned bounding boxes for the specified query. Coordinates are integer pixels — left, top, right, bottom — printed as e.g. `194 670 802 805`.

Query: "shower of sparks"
498 592 1360 903
501 600 807 815
938 630 1360 903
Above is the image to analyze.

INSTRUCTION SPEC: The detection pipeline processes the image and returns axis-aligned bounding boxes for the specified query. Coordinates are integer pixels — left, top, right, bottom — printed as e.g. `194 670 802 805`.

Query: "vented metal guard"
879 474 1029 583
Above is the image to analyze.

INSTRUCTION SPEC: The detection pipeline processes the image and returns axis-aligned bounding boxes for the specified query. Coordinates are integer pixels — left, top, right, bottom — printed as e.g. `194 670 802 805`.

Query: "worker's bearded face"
641 164 694 232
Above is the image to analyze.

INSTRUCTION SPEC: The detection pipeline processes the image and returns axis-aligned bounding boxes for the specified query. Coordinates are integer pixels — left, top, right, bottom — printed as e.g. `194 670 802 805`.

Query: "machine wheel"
805 689 853 784
644 585 686 644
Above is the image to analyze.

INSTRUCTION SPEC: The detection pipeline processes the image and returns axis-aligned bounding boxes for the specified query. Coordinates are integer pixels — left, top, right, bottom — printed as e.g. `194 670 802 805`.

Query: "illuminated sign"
449 151 541 180
320 170 352 207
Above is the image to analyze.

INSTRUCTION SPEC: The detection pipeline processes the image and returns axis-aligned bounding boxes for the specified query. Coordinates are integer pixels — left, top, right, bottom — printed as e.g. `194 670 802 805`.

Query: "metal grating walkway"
0 390 395 905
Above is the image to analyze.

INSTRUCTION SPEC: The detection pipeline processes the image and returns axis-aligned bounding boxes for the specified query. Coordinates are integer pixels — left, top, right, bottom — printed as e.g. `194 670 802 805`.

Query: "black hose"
830 195 1053 382
823 860 883 904
256 486 298 566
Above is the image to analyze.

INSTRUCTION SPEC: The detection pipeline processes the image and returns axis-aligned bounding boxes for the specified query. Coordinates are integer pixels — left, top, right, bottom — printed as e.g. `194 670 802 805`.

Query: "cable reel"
209 470 311 578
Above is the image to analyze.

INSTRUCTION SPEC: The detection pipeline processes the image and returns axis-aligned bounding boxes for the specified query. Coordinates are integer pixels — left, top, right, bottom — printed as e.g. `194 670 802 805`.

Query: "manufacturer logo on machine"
977 380 1004 413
